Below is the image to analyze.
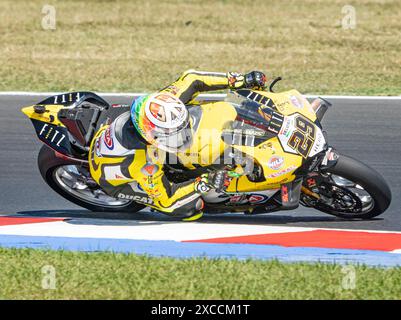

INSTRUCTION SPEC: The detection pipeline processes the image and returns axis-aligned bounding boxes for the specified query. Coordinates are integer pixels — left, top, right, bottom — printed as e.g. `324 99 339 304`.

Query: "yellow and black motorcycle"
22 79 392 219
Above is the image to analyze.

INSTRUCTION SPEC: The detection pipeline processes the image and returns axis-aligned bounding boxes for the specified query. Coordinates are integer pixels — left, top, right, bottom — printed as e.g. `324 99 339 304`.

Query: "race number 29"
287 116 316 158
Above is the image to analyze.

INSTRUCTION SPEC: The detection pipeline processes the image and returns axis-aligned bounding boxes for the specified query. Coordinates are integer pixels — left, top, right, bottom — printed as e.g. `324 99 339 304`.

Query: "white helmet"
131 92 192 152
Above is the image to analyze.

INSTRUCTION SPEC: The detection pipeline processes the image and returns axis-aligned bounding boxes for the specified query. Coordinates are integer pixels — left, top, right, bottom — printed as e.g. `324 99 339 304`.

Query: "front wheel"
38 145 145 213
301 154 392 219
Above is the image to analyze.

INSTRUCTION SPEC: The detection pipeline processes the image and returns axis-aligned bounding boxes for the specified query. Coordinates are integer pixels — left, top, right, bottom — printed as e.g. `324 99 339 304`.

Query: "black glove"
208 170 232 193
195 170 232 194
244 71 267 89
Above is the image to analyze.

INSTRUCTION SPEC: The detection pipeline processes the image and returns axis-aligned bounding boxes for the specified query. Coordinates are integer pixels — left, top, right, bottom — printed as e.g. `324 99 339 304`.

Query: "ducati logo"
117 193 153 205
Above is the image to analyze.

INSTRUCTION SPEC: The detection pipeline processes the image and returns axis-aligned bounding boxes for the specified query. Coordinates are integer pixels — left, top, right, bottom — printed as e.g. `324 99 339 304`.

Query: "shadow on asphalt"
13 209 382 227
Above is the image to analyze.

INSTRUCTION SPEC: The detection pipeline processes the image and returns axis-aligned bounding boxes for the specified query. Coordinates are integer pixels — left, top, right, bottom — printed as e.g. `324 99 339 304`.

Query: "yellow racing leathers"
88 70 265 217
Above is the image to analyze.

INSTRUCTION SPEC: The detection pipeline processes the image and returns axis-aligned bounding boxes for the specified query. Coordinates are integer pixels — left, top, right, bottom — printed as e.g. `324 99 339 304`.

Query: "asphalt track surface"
0 94 400 231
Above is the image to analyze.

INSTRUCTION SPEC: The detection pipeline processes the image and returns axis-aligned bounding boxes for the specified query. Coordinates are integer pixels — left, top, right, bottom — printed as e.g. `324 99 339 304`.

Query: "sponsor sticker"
229 194 247 204
289 95 303 109
147 189 162 198
268 156 284 170
38 123 66 147
279 117 293 138
311 131 325 155
307 178 317 188
228 194 269 205
248 194 269 204
103 127 114 150
276 100 290 112
266 165 297 179
94 138 102 157
141 163 159 176
117 193 153 205
281 185 289 203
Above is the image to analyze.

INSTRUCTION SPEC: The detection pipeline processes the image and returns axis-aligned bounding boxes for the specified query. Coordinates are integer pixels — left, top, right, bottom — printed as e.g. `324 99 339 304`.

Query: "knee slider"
167 198 204 218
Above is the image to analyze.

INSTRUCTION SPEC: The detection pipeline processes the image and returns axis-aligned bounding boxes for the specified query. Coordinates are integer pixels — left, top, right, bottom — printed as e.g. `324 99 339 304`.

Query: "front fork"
299 147 340 204
279 147 340 210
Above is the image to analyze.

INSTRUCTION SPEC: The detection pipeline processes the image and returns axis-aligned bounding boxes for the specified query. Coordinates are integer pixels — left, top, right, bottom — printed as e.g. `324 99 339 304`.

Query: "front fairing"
223 90 327 191
225 90 327 159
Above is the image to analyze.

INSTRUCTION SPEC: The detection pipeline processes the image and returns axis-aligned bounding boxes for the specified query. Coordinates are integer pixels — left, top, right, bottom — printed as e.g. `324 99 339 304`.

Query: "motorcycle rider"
89 70 267 221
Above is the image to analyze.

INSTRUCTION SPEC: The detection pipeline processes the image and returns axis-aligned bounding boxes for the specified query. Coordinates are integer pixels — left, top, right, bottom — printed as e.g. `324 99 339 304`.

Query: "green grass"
0 248 400 299
1 0 401 95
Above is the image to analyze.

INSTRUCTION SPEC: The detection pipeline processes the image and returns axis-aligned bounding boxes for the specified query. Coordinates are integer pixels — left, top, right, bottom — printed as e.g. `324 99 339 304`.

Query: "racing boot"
181 198 204 222
182 211 204 222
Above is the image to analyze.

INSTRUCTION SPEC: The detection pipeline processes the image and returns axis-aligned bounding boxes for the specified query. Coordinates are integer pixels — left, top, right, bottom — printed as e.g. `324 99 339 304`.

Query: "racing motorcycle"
21 78 392 219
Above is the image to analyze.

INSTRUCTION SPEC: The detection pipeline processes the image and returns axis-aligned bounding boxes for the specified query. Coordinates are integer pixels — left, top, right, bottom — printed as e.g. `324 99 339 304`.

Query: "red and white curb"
1 216 401 256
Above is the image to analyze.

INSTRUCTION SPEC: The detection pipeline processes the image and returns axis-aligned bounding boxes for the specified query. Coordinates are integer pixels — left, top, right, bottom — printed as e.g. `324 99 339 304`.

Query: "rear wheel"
301 155 391 219
38 145 145 213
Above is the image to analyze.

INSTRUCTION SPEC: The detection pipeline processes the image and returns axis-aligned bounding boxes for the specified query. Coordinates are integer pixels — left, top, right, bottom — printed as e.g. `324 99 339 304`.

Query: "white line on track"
0 221 310 241
0 219 400 242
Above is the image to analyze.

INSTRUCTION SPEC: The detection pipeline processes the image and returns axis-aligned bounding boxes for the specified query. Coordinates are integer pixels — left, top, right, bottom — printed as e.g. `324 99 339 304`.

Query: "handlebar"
269 77 282 92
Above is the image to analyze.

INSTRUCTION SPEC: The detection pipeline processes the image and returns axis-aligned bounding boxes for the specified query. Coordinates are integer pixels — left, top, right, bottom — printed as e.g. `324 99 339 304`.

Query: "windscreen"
224 91 274 132
222 91 281 147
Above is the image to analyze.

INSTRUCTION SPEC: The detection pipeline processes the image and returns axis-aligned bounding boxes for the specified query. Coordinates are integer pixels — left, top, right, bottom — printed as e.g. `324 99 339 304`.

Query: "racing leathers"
89 70 267 218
